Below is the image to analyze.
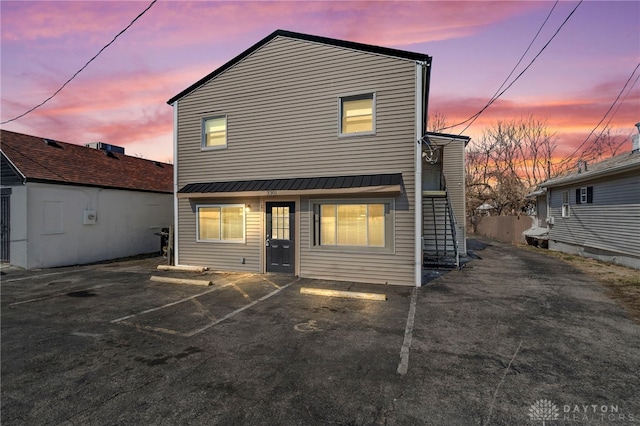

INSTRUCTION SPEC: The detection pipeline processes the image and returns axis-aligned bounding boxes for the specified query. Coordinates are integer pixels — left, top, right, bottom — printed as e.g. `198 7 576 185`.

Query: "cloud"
0 1 145 42
0 64 204 162
2 1 637 163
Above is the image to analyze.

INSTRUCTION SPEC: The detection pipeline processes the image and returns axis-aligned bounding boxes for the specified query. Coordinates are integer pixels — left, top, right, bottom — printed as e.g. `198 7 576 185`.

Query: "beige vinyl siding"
425 135 467 254
442 139 466 254
176 36 417 285
300 193 414 286
178 197 261 272
176 36 416 183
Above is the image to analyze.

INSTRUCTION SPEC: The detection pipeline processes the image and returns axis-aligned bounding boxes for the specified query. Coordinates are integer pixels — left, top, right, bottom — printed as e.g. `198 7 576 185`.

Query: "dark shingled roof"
167 29 432 105
1 130 173 193
178 173 403 195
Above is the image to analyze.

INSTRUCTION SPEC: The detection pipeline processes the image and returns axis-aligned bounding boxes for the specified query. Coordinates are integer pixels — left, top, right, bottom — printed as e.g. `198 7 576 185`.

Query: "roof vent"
85 142 125 154
43 138 61 148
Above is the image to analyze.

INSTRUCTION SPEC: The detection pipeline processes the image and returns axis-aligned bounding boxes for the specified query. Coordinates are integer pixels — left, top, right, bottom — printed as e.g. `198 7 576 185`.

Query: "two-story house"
167 30 466 287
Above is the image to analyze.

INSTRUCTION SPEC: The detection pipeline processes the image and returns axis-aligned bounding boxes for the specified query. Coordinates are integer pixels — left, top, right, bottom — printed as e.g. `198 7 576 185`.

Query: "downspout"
172 101 179 266
414 61 427 288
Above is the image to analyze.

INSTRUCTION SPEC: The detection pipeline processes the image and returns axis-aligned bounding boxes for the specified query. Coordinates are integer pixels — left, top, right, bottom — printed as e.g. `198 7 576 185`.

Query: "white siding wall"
176 36 418 285
25 182 173 269
3 185 28 268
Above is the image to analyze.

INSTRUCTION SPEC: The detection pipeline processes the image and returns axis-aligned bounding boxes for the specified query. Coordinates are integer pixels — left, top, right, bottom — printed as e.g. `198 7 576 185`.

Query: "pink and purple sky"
1 1 638 163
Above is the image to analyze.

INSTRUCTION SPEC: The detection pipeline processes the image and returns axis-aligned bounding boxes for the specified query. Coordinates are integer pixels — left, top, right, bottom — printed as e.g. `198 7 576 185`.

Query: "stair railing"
441 174 460 269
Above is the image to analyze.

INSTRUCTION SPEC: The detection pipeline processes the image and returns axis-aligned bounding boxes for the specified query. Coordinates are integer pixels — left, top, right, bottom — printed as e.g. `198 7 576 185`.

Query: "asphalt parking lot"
2 239 639 425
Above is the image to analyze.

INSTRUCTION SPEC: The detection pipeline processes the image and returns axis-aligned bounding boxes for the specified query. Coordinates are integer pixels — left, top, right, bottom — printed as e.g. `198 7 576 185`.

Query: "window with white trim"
576 186 593 204
202 116 227 149
561 191 570 218
197 204 245 242
339 93 375 135
312 200 393 251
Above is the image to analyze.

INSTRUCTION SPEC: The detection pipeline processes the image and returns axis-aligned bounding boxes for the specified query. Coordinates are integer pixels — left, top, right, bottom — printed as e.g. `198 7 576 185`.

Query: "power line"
438 0 559 132
558 61 640 166
580 71 640 161
438 0 582 135
1 0 158 125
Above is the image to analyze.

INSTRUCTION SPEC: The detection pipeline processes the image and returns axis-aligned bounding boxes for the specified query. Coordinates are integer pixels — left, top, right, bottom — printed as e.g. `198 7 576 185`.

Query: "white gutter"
172 101 179 265
414 63 424 288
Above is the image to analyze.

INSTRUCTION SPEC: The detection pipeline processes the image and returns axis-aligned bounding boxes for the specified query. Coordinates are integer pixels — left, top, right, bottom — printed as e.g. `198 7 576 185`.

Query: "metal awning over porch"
177 173 403 198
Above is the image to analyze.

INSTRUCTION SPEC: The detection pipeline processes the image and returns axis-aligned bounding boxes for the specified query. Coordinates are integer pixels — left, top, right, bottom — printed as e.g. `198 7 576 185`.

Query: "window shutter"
587 186 593 203
575 189 581 204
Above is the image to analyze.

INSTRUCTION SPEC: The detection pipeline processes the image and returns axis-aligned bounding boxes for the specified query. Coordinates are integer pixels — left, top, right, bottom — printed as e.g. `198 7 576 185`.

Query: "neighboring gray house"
536 128 640 269
0 130 173 269
167 30 467 286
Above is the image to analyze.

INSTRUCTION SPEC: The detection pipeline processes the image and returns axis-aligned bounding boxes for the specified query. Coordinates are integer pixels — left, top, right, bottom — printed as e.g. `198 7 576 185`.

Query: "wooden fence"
469 215 534 245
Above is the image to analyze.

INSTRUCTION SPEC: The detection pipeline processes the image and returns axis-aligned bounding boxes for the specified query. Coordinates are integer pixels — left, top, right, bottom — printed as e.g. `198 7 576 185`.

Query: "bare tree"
465 116 558 217
579 126 629 163
427 111 449 132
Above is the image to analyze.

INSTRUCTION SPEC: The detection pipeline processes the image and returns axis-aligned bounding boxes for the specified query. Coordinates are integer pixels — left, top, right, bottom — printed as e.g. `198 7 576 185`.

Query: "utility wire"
1 0 158 125
439 0 559 132
580 72 640 161
438 0 582 135
558 61 640 166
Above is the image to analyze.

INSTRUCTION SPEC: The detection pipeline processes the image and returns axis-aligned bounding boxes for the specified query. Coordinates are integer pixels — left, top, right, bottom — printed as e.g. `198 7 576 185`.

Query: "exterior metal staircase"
422 176 460 269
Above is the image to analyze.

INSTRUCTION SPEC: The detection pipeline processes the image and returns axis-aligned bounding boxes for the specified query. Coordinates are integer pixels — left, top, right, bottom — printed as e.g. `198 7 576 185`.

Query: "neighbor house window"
576 187 593 204
197 204 244 242
312 200 392 251
561 191 570 218
339 93 375 135
202 116 227 149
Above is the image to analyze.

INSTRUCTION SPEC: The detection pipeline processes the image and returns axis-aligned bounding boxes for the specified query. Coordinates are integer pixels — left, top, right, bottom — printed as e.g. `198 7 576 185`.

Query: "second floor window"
340 93 375 135
202 116 227 149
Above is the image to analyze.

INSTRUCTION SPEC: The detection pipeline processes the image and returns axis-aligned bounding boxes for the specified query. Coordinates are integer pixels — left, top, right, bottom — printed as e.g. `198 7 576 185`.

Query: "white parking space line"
9 282 121 306
262 277 282 289
110 274 251 324
184 278 300 337
3 269 86 283
397 287 418 375
120 321 186 336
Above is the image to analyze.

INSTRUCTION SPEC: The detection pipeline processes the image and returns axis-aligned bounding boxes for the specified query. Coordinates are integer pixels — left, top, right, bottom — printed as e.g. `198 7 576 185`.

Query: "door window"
271 206 290 240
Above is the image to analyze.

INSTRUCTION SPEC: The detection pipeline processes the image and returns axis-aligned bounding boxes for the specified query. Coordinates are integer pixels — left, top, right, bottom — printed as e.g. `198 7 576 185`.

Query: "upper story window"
202 116 227 149
339 93 375 136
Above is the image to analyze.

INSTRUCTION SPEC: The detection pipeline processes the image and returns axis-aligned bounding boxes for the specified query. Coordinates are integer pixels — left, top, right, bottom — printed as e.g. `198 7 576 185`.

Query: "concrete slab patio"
1 239 638 425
